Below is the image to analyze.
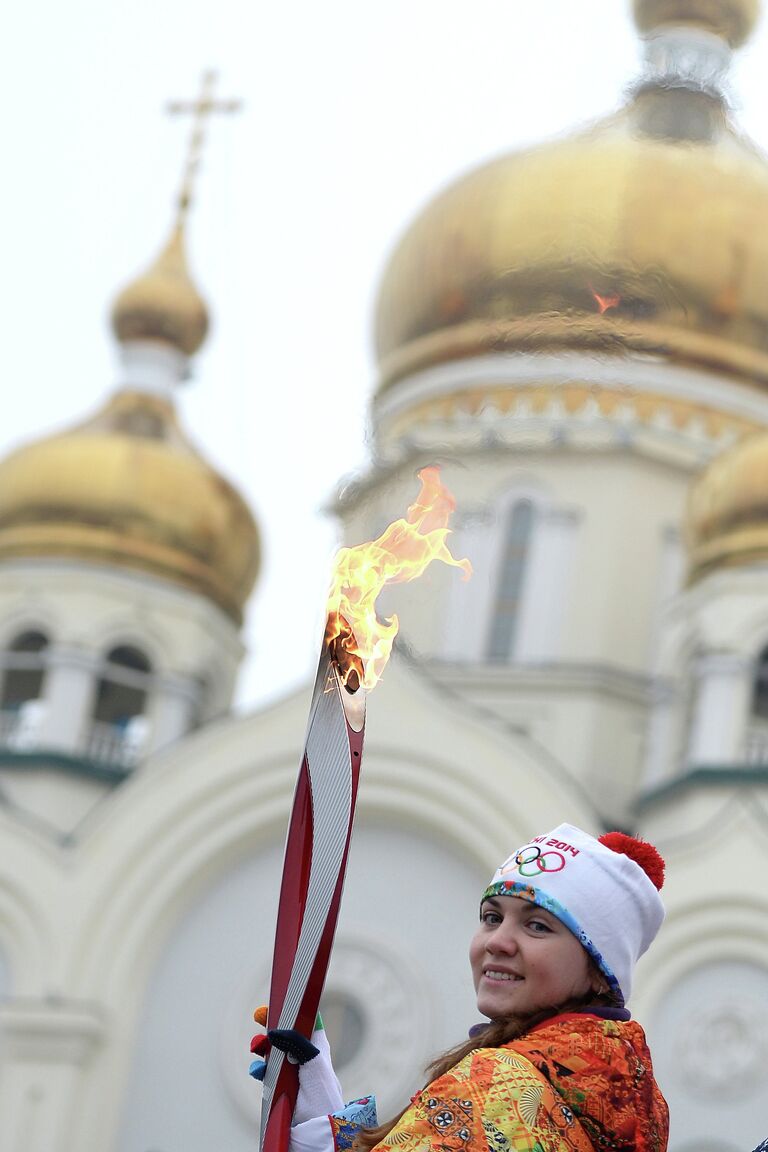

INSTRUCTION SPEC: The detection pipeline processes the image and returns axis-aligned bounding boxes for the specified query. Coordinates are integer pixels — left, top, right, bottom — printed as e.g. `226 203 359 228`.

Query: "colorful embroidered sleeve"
330 1097 379 1152
291 1096 378 1152
374 1047 594 1152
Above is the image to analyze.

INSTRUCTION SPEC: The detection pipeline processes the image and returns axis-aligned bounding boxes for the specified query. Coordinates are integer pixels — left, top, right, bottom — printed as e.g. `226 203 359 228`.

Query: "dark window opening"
486 500 534 663
1 630 49 711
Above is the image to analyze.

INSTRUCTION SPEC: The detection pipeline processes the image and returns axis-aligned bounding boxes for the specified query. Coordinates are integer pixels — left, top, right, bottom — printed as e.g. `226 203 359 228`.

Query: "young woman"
251 823 670 1152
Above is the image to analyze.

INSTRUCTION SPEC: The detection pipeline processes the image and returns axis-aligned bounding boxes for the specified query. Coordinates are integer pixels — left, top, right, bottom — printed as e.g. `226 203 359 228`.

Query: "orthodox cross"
166 70 242 223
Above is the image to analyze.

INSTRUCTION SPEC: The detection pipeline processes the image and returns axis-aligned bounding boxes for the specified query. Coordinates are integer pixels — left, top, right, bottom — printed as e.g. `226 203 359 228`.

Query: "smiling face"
470 895 598 1020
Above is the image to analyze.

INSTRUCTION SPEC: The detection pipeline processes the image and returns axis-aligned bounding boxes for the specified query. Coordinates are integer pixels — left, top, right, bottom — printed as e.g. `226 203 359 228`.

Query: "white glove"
250 1009 352 1152
249 1011 344 1123
293 1020 344 1123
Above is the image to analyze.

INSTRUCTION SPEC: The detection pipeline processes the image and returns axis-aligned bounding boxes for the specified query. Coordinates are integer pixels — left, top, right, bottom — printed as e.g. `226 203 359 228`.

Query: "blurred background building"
1 1 768 1150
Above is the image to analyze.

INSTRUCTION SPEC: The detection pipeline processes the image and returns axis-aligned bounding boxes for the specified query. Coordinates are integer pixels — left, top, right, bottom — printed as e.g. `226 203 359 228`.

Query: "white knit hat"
481 823 666 1005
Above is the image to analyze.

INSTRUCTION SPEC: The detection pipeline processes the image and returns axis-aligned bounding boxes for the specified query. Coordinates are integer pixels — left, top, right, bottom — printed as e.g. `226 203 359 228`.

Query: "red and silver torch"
258 466 471 1152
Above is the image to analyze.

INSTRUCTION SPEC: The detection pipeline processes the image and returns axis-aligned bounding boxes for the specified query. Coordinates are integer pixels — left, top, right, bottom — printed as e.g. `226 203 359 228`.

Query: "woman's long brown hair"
354 985 618 1150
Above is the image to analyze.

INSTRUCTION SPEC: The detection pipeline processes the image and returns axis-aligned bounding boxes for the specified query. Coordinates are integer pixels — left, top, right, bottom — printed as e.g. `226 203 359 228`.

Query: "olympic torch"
258 466 471 1152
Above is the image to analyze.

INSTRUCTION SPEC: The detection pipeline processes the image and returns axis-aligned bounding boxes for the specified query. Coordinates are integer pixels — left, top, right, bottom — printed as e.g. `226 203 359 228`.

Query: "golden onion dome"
0 389 259 623
687 430 768 581
633 0 759 47
374 7 768 394
111 224 209 356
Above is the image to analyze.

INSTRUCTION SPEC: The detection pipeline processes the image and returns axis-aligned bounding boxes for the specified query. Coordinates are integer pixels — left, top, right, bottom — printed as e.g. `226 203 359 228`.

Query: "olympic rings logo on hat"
499 845 567 878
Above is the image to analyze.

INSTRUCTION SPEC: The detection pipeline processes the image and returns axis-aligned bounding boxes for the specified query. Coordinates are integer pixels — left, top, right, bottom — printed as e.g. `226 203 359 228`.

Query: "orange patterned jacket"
369 1014 669 1152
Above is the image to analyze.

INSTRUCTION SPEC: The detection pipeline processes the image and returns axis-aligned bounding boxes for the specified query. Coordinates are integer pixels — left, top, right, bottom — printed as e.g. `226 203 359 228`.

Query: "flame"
326 466 472 692
591 287 621 315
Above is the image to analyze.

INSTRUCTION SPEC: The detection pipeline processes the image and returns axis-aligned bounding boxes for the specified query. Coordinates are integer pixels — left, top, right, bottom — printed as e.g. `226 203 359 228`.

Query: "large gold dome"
687 430 768 581
375 87 768 392
0 390 259 622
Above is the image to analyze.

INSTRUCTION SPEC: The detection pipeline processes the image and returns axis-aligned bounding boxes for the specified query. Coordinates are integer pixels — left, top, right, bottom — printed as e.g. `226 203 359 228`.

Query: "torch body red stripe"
259 653 365 1152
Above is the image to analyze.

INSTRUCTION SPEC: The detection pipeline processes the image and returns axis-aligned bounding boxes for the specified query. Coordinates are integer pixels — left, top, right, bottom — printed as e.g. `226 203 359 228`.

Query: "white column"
116 339 188 398
686 652 752 765
648 526 684 661
38 646 97 753
0 999 105 1152
145 674 199 755
516 506 579 662
643 679 678 787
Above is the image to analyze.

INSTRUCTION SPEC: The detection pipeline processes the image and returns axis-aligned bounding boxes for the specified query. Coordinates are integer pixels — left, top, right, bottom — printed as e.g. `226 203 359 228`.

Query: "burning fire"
590 287 621 315
326 466 472 692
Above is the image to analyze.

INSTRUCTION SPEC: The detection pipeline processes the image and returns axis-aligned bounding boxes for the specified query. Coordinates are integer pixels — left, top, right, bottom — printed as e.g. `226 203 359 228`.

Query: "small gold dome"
375 88 768 393
111 224 209 356
0 390 259 622
633 0 760 48
688 430 768 581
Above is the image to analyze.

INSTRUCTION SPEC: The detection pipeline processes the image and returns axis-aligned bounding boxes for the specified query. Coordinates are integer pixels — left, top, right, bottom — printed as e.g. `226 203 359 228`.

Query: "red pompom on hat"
599 832 665 891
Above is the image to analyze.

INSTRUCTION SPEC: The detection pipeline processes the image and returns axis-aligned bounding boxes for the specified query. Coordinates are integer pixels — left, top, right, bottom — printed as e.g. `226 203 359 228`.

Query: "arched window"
744 645 768 764
88 645 152 766
486 500 535 663
320 990 366 1071
93 645 151 726
1 630 49 711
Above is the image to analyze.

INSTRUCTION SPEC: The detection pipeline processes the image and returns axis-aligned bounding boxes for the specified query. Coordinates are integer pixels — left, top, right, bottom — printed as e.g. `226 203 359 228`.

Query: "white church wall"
0 767 112 837
648 958 768 1152
650 566 768 778
635 800 768 1152
557 452 689 669
514 504 580 663
417 660 650 825
0 821 60 997
0 947 8 998
0 999 106 1152
686 652 752 765
648 525 685 661
115 822 487 1152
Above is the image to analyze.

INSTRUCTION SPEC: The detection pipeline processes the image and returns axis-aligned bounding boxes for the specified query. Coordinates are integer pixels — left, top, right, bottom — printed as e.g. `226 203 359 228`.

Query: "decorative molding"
692 651 753 679
637 764 768 811
46 645 101 673
380 381 756 461
0 749 130 786
374 352 768 431
677 997 768 1100
0 998 106 1064
153 671 200 704
330 365 767 507
429 659 656 707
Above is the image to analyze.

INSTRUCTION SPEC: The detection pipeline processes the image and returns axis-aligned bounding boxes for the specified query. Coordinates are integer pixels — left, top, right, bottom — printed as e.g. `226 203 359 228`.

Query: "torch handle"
259 654 365 1152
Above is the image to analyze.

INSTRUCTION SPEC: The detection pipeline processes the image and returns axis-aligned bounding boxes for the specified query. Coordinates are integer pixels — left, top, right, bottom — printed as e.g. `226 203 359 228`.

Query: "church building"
1 2 767 1150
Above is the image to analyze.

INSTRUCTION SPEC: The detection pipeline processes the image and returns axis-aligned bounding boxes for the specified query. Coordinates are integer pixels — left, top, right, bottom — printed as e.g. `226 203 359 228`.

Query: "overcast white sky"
2 1 768 710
